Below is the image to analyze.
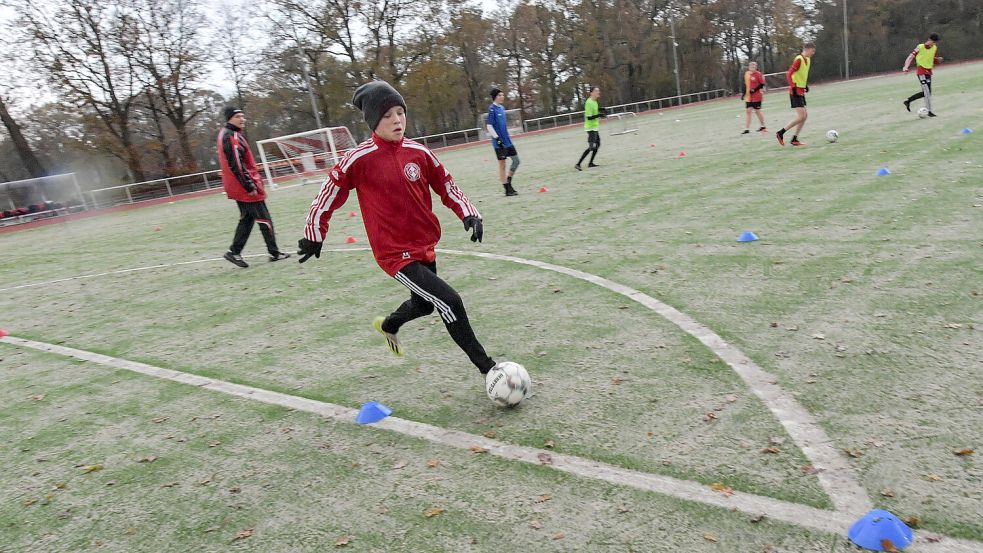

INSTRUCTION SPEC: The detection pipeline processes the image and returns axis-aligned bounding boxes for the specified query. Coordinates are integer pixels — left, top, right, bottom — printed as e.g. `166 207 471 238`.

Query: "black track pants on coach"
231 200 280 255
383 261 496 373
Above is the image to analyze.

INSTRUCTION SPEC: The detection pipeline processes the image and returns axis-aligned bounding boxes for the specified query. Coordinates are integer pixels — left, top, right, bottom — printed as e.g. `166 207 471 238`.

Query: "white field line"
2 246 869 512
2 336 978 553
439 249 874 516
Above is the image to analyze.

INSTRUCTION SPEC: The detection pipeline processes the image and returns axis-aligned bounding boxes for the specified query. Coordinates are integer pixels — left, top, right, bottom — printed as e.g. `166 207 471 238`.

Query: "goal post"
0 173 86 226
477 108 523 140
255 126 358 190
607 112 639 135
762 72 789 92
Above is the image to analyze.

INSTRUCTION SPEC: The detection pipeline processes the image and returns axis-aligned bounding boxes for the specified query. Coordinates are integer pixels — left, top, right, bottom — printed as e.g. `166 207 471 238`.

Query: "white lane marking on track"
2 335 978 552
2 246 870 512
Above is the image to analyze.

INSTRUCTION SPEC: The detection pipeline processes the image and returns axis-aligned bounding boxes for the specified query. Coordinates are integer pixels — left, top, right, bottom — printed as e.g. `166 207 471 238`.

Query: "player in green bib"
575 87 606 170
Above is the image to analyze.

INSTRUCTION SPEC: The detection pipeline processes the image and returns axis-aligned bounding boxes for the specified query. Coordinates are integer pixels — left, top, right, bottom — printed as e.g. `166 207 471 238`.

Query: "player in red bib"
741 61 767 135
298 81 506 378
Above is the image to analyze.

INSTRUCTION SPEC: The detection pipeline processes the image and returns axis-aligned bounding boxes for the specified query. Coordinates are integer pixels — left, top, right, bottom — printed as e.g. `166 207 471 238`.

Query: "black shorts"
587 130 600 146
495 145 518 160
745 101 762 109
790 94 807 109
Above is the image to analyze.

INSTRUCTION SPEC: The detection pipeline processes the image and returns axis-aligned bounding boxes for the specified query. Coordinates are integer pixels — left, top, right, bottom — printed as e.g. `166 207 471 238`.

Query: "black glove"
599 107 608 118
494 137 506 150
242 180 257 193
297 238 323 263
804 86 810 93
463 216 483 243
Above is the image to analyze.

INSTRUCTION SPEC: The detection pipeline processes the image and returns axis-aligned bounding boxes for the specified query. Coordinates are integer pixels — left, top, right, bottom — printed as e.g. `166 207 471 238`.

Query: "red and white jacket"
218 123 265 202
304 133 480 276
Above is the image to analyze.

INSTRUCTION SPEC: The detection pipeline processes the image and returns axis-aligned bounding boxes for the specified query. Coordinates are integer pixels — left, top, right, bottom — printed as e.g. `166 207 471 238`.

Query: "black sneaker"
269 251 292 262
741 129 750 135
903 100 911 112
504 183 518 196
927 111 937 117
224 251 248 268
757 126 767 132
588 163 599 168
574 164 582 171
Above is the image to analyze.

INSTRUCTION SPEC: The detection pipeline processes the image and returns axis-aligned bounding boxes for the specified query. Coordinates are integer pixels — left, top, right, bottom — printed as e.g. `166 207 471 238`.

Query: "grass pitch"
1 64 980 551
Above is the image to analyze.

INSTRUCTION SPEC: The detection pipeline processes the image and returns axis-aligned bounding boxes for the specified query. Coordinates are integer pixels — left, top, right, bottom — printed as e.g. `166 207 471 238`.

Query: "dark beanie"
223 106 243 121
490 88 502 100
352 81 407 131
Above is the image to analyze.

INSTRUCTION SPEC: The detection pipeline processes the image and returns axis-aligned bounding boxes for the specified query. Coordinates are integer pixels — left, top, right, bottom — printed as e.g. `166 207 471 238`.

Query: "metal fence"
411 128 482 150
86 169 226 209
523 89 729 132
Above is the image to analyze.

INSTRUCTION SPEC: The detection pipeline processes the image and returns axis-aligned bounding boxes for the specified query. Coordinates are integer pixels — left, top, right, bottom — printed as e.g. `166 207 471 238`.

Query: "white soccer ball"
917 107 929 119
485 362 531 407
826 130 839 143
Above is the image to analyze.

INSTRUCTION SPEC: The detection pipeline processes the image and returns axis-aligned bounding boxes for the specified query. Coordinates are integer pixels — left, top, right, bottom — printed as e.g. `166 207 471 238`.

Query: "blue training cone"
356 401 392 424
848 510 913 551
876 167 891 176
961 127 973 134
737 231 759 243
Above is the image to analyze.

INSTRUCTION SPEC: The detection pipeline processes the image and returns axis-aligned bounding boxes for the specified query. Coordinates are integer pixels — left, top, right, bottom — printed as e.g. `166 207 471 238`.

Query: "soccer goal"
762 72 789 91
256 126 358 190
477 108 523 140
607 112 639 136
0 173 86 227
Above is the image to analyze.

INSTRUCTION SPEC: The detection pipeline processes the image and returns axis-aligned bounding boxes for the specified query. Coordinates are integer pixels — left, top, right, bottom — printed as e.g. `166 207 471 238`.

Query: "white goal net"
477 108 523 140
0 173 86 227
256 126 358 189
607 112 639 136
762 72 789 91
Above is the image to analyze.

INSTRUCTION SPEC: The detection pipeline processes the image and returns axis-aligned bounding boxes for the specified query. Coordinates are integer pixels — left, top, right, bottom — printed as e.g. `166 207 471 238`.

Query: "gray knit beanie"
352 81 407 131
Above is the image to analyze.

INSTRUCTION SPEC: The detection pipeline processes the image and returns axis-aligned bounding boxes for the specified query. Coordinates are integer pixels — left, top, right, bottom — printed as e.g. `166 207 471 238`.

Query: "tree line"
0 0 980 188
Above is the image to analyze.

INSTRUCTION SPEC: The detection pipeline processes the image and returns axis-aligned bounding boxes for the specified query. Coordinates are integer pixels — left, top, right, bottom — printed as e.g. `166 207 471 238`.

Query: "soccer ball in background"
917 107 930 119
485 361 531 407
826 130 839 143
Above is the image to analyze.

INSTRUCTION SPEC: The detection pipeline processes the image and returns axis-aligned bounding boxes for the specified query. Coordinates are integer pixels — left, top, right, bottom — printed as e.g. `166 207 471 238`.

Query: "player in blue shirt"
487 88 519 196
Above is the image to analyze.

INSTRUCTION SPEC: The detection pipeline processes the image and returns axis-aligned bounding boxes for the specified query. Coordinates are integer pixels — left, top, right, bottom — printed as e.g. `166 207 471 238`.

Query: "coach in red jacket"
297 81 507 377
218 107 290 267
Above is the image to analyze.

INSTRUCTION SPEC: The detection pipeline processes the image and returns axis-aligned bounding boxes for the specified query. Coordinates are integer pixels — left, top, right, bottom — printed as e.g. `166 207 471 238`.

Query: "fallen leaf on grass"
82 464 103 473
811 333 825 340
724 394 738 403
900 515 921 527
943 323 962 329
880 538 899 552
843 448 864 458
426 459 440 468
53 482 66 490
469 446 488 454
529 520 542 529
750 514 766 523
208 441 221 448
617 505 631 513
543 440 555 449
925 534 943 543
925 474 943 482
203 526 220 533
535 494 552 503
23 498 37 507
537 453 553 465
552 533 565 540
611 377 624 385
482 431 496 438
704 412 718 422
423 507 445 518
881 489 895 498
392 460 408 470
231 528 253 542
138 456 157 464
29 394 46 401
151 417 168 424
768 436 785 445
953 448 974 456
335 535 351 547
801 464 823 475
710 482 733 497
703 532 718 542
160 482 179 488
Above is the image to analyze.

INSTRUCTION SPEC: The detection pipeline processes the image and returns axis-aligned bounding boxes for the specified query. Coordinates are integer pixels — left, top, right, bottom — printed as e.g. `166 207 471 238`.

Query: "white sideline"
1 335 978 552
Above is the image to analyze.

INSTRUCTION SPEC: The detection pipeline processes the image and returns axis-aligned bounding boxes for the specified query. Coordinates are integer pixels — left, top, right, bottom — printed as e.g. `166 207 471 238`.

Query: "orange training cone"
679 151 686 157
649 143 657 148
0 329 8 338
348 211 357 218
539 186 548 193
345 236 358 244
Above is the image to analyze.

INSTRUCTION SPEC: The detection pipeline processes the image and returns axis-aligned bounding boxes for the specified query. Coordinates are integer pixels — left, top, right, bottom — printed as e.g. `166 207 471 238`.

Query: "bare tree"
0 93 46 179
17 0 147 181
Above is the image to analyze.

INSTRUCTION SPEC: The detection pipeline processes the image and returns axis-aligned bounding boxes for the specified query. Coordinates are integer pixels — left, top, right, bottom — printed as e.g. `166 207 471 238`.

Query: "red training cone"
153 226 161 232
0 329 8 338
539 186 548 193
348 211 357 218
678 151 686 157
345 236 357 244
649 143 657 148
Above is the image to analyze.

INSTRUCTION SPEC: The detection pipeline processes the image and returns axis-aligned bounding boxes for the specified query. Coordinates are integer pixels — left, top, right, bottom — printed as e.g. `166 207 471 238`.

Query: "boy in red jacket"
297 81 502 376
217 107 290 267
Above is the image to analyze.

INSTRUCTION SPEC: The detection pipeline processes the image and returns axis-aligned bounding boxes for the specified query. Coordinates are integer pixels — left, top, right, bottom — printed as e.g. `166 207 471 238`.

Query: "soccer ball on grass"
485 361 531 407
917 107 930 119
825 130 839 143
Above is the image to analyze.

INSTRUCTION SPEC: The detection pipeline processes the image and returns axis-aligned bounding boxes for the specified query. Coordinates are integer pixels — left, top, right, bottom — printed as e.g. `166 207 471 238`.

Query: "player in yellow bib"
776 42 815 147
902 33 942 117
